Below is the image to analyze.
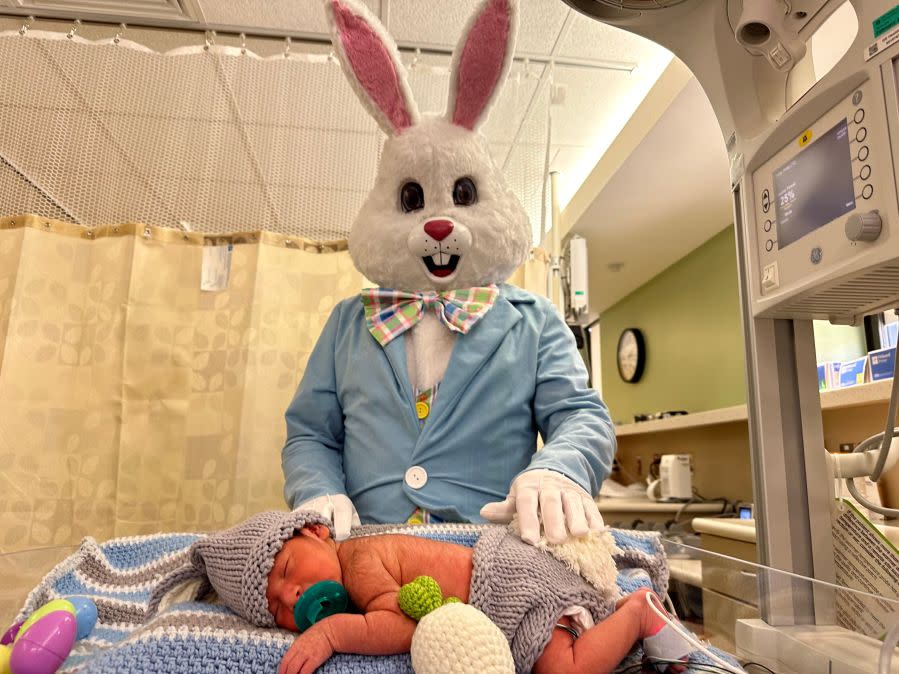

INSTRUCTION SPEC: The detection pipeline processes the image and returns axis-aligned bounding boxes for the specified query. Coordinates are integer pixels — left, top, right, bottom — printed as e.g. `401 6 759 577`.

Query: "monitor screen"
773 118 856 249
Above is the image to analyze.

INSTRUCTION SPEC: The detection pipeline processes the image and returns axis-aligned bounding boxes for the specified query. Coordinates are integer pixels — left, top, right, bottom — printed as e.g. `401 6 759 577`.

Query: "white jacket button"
405 466 428 489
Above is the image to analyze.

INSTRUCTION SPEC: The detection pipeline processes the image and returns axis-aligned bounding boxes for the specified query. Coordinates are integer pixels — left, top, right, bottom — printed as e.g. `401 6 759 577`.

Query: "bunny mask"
327 0 531 293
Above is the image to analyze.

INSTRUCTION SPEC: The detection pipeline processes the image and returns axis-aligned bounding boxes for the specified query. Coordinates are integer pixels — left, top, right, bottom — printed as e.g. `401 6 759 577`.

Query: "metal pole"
550 170 562 313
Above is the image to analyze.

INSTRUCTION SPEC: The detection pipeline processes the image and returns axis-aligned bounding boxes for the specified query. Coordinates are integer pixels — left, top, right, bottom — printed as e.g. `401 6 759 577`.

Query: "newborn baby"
149 511 692 674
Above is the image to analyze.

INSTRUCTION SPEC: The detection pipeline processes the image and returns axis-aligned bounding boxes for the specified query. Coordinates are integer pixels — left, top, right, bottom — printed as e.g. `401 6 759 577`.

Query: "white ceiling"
3 0 673 212
569 77 733 316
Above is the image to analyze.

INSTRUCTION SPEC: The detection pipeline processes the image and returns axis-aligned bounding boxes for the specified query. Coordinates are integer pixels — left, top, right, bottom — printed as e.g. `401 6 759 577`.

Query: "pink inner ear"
452 0 511 130
333 2 413 133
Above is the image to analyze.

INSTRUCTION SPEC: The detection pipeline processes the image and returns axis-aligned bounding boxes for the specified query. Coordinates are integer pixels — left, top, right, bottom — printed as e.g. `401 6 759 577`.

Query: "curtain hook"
239 32 247 55
67 18 81 40
284 36 292 58
114 23 126 45
327 49 337 64
410 47 421 70
19 15 34 36
204 30 216 51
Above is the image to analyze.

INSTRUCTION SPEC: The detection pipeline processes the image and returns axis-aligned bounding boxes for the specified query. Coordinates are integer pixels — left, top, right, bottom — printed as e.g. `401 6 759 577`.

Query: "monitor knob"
845 211 882 242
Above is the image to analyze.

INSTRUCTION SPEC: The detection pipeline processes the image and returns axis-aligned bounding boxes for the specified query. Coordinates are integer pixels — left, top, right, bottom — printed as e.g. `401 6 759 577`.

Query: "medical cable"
617 659 748 673
879 618 899 674
673 491 731 524
842 336 899 517
643 591 744 674
833 312 899 518
872 316 899 481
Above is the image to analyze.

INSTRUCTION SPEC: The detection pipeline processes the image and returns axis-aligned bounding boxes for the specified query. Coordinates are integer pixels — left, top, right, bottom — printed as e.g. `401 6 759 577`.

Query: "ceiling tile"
556 10 669 64
197 0 380 34
387 0 569 54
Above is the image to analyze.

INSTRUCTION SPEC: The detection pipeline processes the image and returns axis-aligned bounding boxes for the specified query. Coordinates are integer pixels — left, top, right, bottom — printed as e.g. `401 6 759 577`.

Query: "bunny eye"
452 177 478 206
400 182 425 213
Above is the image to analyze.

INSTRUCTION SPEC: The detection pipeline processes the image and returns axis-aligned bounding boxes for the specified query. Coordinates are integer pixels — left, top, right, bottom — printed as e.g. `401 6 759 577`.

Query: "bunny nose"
423 219 454 241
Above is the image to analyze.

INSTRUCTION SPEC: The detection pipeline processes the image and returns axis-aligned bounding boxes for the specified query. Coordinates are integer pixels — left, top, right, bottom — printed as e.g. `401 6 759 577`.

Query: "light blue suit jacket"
281 284 616 524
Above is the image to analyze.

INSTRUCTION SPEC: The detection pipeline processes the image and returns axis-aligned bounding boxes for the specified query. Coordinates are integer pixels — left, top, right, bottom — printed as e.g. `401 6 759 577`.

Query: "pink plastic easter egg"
9 611 75 674
0 623 21 646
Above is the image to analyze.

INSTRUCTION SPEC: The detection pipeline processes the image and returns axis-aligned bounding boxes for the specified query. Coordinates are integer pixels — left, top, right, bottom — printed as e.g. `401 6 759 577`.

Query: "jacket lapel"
426 294 522 429
382 334 414 406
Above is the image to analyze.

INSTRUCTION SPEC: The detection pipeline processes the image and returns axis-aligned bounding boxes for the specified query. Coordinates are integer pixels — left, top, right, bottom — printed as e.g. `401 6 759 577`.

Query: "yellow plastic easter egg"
16 599 76 640
0 643 11 674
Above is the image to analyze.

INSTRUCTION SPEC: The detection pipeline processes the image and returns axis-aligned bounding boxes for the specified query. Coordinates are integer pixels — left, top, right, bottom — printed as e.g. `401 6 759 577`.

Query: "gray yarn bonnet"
147 510 332 627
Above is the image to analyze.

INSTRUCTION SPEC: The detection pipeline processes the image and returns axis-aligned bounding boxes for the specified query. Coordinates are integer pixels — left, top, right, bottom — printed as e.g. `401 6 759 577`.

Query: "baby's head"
265 521 342 631
149 510 338 630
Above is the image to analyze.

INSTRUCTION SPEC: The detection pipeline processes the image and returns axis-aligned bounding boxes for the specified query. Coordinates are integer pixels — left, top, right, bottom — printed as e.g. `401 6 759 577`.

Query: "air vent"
562 0 691 23
587 0 690 10
768 262 899 321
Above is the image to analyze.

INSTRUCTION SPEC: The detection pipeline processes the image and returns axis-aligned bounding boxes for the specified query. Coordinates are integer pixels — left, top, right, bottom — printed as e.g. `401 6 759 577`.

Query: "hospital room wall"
599 226 745 426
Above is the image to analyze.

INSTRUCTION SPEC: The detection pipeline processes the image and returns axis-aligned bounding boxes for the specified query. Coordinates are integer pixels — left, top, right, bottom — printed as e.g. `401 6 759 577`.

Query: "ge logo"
810 247 823 264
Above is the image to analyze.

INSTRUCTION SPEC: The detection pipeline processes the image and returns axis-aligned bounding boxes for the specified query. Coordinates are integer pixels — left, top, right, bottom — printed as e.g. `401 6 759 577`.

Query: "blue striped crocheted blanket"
17 523 743 673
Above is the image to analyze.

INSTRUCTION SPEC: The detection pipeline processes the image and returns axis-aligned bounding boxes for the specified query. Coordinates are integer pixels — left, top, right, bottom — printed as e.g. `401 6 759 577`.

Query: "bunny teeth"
423 254 461 279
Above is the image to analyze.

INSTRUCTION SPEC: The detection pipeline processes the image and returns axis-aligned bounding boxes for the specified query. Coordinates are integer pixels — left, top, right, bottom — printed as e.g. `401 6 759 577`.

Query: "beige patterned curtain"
0 214 363 555
0 214 550 558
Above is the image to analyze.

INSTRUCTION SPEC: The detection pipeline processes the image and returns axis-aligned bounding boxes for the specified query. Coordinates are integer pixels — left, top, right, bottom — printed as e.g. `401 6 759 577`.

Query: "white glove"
480 469 604 545
295 494 361 541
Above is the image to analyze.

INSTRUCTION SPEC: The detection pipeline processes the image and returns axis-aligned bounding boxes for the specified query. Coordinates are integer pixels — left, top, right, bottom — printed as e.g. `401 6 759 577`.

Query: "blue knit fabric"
16 526 742 673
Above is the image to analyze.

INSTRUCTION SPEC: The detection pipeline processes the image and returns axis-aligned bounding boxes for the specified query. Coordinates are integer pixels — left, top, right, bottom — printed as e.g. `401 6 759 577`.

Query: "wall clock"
617 328 645 383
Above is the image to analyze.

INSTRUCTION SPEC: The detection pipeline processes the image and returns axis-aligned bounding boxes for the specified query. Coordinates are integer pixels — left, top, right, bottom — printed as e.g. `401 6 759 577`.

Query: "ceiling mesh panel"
0 30 551 243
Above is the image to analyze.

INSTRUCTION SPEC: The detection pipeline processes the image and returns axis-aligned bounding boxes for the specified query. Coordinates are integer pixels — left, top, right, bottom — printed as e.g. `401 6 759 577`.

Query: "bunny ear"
446 0 518 131
326 0 420 135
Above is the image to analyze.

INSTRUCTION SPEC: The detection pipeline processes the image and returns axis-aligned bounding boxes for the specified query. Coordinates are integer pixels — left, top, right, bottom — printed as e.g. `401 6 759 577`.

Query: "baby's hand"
278 628 334 674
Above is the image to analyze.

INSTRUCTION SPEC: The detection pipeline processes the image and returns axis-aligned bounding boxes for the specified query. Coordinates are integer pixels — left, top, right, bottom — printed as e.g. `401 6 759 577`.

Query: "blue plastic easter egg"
9 611 76 674
63 598 97 641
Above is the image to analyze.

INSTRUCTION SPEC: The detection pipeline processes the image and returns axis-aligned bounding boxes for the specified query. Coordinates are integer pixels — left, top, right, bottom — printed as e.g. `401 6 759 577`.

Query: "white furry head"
327 0 531 292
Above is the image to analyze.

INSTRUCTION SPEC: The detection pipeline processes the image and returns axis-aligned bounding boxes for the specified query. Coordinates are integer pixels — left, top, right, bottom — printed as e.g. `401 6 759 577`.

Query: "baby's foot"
639 591 692 673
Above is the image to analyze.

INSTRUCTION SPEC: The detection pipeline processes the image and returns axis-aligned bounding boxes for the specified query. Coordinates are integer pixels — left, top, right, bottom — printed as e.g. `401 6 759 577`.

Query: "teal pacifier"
293 580 348 632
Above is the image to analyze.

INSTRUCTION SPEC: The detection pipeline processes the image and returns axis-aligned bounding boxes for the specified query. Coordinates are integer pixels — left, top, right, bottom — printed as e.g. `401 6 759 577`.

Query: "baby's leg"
533 588 687 674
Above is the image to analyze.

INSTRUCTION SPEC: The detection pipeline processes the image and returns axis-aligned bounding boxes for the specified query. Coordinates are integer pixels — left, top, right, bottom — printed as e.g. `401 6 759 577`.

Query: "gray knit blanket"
16 523 742 673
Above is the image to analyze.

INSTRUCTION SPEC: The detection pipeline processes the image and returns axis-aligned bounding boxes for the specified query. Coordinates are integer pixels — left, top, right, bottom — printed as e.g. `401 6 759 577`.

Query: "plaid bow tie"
361 286 499 346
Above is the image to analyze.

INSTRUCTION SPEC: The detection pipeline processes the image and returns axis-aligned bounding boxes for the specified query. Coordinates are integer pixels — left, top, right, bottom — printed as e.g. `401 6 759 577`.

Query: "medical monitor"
772 118 855 250
748 75 899 321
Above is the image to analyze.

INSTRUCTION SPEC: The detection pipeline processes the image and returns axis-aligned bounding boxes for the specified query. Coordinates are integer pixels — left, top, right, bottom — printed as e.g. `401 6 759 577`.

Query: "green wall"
600 227 747 425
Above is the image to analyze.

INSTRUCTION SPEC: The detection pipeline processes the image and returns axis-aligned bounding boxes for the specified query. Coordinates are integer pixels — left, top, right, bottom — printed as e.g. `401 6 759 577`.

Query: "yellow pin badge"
799 129 813 147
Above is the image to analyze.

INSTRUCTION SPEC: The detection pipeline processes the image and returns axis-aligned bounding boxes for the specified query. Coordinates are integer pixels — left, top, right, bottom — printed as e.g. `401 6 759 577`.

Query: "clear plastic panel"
0 544 77 625
662 535 899 674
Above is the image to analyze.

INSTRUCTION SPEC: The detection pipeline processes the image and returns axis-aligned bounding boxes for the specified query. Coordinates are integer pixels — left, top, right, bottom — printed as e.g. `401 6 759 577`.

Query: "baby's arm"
277 603 417 674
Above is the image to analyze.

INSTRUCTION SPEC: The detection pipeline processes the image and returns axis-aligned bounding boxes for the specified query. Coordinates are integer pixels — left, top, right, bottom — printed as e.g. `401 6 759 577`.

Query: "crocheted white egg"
410 602 514 674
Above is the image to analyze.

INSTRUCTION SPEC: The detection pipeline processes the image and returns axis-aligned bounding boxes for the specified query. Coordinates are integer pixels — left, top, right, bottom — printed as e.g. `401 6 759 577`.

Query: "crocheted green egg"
398 576 444 621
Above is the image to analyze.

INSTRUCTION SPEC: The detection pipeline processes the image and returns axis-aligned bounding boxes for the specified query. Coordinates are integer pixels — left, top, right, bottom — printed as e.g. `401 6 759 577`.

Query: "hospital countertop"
691 515 899 547
595 498 725 514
